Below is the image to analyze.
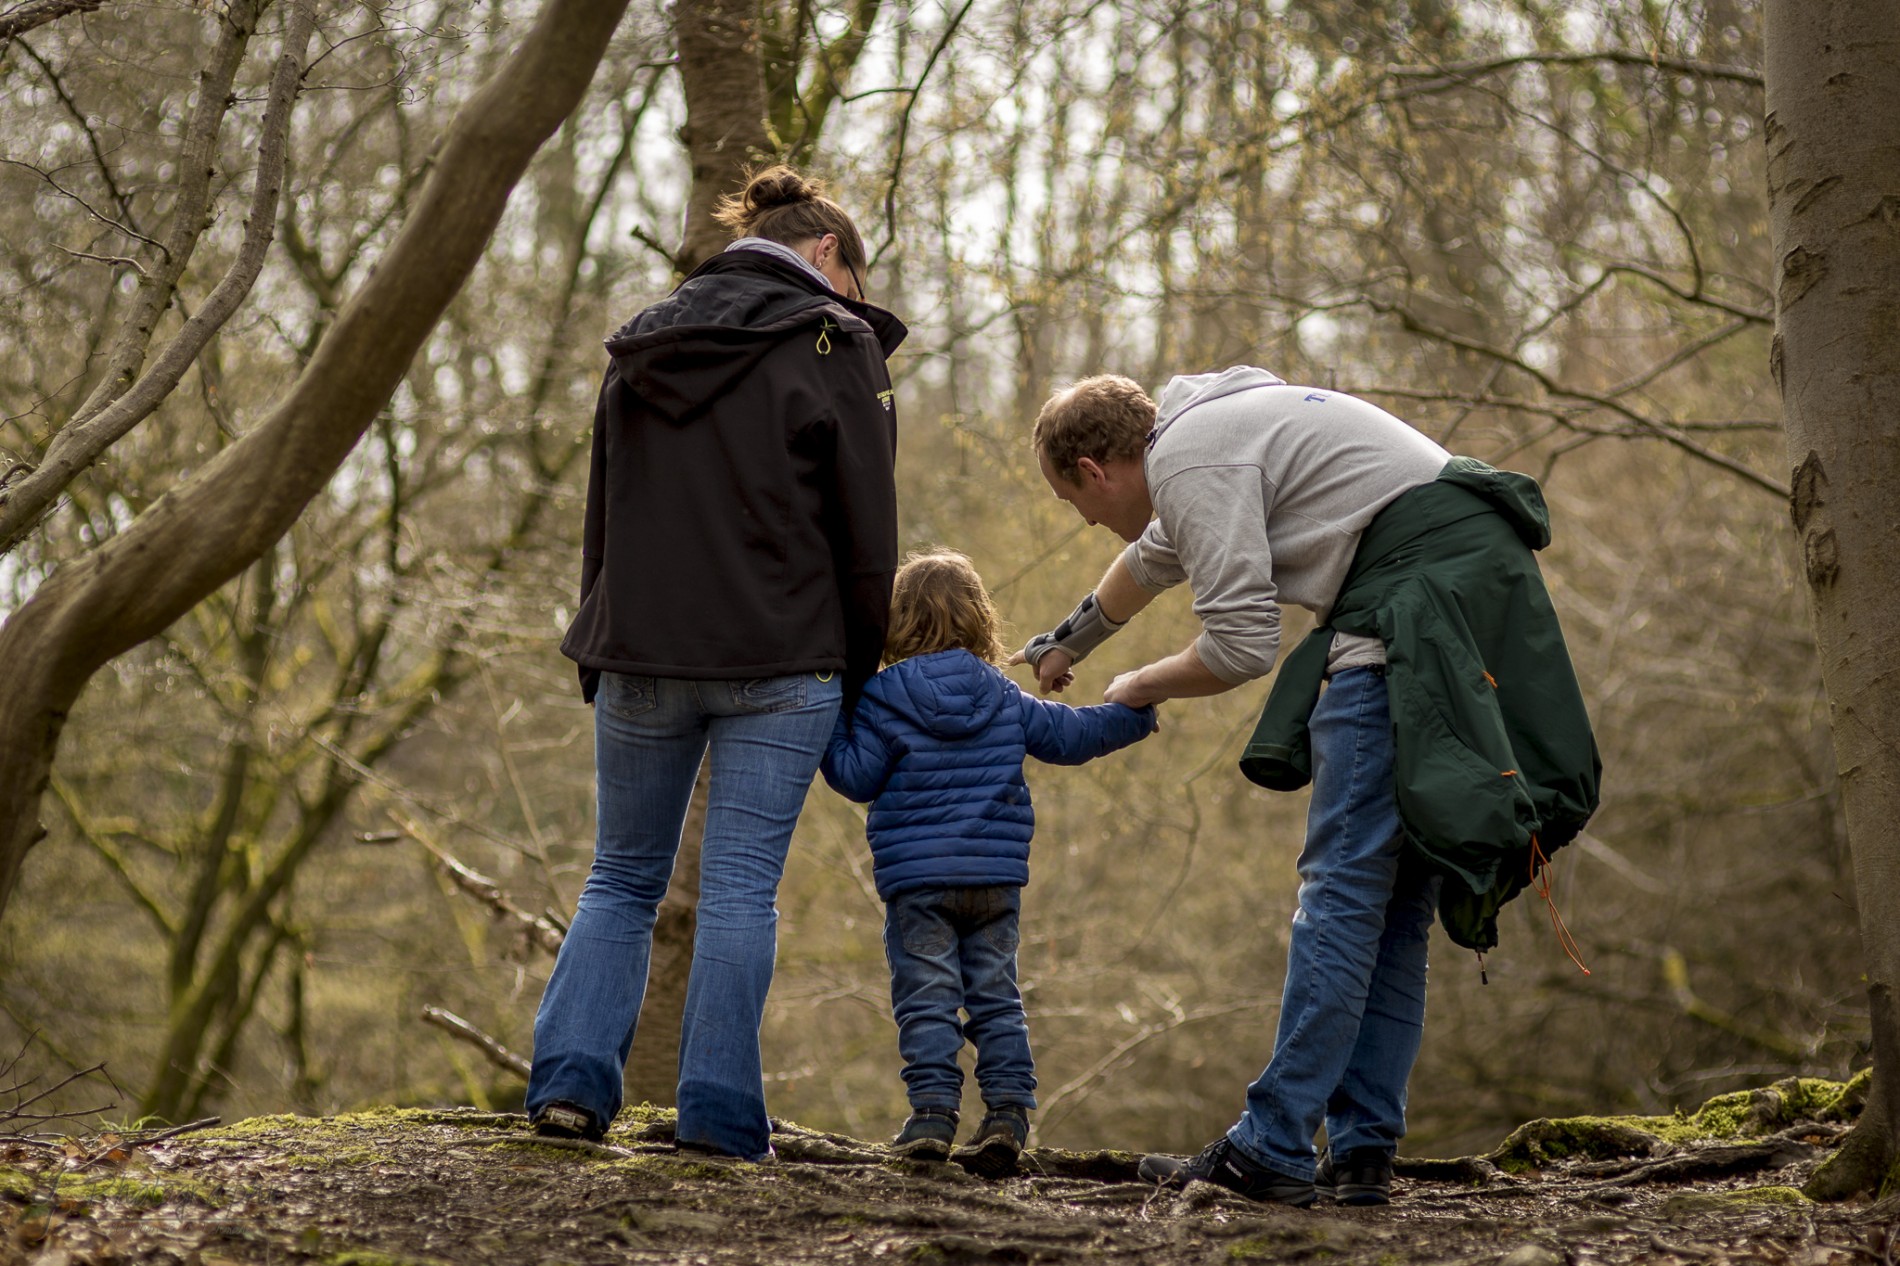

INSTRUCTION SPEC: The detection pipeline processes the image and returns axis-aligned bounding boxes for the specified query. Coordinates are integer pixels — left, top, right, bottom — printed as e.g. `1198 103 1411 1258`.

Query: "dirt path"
2 1102 1894 1265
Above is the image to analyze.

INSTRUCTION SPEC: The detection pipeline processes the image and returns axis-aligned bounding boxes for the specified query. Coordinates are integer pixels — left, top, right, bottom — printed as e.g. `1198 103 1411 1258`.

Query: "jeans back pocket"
599 672 657 719
730 675 807 714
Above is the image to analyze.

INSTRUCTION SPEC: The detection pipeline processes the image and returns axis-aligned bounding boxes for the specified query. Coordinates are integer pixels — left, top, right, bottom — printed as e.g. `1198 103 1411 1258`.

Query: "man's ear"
1074 456 1107 486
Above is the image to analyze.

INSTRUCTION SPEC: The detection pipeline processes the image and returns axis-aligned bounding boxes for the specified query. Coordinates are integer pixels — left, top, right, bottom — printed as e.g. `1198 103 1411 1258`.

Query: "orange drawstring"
1530 834 1590 975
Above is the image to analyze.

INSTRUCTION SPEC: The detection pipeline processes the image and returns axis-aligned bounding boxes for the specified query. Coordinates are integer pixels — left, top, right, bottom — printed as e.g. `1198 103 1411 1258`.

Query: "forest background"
0 0 1846 1163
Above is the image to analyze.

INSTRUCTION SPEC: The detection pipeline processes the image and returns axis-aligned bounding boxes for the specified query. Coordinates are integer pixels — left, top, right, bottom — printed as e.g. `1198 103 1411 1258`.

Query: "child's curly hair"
885 549 1006 666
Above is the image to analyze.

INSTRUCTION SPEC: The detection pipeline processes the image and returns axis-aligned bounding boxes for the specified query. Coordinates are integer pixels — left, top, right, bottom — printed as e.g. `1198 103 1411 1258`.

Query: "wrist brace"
1022 592 1126 669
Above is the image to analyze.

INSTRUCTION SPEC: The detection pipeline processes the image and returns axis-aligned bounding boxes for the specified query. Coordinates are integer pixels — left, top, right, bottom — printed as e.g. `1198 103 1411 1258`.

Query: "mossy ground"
1489 1074 1862 1172
0 1079 1887 1266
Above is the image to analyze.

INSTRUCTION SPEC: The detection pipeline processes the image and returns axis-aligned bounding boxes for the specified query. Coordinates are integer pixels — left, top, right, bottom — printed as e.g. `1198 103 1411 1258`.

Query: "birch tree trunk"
1763 0 1900 1202
0 0 633 921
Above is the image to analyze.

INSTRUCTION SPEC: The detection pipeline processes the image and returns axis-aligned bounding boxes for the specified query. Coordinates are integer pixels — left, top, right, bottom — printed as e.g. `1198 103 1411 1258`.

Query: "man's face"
1037 449 1152 543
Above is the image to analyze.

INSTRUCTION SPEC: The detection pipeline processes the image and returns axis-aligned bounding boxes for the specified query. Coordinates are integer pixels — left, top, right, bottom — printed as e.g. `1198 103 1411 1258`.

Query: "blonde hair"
711 164 868 278
885 550 1005 666
1032 374 1156 482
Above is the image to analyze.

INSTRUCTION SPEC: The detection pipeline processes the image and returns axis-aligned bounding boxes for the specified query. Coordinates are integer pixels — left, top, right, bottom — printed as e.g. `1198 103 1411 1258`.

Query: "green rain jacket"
1238 457 1601 951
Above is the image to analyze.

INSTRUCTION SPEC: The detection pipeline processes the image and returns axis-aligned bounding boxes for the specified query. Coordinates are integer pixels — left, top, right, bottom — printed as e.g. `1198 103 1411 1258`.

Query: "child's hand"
1008 646 1075 694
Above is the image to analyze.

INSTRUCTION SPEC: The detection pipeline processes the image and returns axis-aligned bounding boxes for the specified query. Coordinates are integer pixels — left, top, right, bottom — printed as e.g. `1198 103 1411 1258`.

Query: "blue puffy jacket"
821 649 1157 899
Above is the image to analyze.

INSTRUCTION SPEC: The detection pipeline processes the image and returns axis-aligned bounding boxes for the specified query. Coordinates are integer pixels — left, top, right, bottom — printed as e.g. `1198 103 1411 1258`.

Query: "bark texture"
1763 0 1900 1202
675 0 774 272
0 0 633 919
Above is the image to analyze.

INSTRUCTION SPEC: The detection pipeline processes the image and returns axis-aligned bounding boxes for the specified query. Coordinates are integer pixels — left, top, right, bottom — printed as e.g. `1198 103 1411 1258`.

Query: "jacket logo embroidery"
877 389 895 412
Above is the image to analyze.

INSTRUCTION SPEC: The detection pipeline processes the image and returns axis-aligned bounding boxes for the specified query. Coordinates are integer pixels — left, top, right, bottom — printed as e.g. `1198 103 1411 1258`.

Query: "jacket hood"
602 252 908 424
865 649 1010 740
1152 366 1286 437
1438 456 1552 550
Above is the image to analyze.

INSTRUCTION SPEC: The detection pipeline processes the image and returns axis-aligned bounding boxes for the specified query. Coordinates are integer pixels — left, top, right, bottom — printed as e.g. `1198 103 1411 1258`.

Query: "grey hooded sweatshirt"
1119 368 1450 683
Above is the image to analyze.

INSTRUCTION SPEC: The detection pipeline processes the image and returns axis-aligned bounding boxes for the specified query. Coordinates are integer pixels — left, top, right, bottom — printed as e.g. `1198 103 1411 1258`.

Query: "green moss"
1223 1231 1308 1259
278 1145 389 1170
324 1252 453 1266
49 1174 219 1208
1664 1185 1811 1216
1492 1075 1864 1167
1728 1185 1811 1206
0 1165 38 1198
1491 1116 1665 1171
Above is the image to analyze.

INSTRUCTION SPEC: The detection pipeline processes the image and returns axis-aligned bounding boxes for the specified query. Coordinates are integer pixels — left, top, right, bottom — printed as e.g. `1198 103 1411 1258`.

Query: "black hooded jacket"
560 249 907 703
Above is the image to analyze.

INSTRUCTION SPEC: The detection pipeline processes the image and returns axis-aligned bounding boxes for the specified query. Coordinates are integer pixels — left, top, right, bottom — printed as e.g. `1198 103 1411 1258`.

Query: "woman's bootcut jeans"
527 669 841 1160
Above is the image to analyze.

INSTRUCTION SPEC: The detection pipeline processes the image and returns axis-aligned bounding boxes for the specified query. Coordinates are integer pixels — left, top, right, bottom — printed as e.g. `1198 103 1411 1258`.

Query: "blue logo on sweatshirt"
1304 392 1330 403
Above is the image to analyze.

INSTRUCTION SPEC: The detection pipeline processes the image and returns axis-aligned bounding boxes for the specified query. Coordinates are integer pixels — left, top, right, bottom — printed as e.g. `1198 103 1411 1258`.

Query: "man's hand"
1105 667 1160 709
1007 646 1075 694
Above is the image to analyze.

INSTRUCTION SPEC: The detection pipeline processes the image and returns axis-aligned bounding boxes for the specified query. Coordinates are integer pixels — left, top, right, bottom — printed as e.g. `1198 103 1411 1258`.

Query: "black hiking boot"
1138 1136 1317 1207
891 1109 960 1162
531 1101 605 1143
952 1105 1029 1179
1316 1145 1394 1206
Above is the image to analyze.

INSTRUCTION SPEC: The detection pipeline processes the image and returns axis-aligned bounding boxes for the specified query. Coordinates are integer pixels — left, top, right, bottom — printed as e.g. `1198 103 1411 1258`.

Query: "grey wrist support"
1022 592 1126 669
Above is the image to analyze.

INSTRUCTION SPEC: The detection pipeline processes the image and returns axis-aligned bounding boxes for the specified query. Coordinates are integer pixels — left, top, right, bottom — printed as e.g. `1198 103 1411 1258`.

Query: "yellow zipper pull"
816 318 834 355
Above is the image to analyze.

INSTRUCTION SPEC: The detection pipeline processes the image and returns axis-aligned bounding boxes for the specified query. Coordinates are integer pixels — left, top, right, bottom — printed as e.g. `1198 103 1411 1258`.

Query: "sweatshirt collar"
724 237 834 290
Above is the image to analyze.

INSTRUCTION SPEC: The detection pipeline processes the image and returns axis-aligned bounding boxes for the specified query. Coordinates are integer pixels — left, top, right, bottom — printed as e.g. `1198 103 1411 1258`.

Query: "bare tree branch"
1365 297 1792 498
1387 50 1764 92
420 1006 531 1079
0 0 106 48
395 811 565 956
872 0 973 267
0 0 637 919
0 0 317 555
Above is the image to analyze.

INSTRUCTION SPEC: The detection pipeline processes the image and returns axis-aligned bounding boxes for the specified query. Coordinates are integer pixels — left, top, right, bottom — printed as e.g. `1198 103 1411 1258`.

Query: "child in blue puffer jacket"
822 549 1157 1177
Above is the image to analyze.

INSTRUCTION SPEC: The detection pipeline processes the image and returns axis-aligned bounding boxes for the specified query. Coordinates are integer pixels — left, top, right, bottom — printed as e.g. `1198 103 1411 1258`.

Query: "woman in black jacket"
526 167 906 1160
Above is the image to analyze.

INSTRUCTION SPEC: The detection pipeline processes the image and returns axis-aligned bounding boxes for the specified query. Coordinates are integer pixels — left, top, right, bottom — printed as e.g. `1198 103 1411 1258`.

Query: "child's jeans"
883 885 1037 1113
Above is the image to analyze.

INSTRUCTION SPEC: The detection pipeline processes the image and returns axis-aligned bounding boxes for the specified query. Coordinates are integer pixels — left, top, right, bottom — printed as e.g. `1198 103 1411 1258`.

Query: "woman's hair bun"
711 163 865 275
741 165 820 213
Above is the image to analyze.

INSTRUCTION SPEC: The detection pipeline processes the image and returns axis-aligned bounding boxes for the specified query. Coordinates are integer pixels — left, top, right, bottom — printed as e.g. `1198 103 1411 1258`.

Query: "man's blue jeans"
883 886 1037 1113
1229 666 1439 1179
527 670 840 1160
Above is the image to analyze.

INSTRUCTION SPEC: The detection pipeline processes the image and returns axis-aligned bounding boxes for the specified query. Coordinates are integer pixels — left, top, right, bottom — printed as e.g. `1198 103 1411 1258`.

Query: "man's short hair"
1032 375 1157 483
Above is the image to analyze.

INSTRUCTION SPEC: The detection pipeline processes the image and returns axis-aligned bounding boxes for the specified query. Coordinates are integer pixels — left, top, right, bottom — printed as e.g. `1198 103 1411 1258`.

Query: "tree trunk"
622 760 708 1107
0 0 633 921
1764 0 1900 1202
606 0 777 1107
675 0 774 272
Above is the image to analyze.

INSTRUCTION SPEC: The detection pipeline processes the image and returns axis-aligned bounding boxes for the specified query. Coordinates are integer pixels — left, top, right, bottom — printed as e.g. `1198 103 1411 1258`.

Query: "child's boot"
891 1108 959 1161
952 1105 1029 1178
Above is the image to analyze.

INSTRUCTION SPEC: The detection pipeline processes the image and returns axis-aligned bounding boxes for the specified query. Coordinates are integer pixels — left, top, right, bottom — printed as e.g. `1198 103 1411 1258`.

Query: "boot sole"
952 1138 1021 1178
890 1139 953 1162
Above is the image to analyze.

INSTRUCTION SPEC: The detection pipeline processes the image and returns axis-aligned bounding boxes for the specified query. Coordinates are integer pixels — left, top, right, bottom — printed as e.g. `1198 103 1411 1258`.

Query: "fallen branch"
1589 1130 1822 1189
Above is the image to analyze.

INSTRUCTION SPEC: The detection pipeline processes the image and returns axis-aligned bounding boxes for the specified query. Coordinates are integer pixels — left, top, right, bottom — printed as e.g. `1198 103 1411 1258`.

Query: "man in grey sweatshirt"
1019 368 1449 1207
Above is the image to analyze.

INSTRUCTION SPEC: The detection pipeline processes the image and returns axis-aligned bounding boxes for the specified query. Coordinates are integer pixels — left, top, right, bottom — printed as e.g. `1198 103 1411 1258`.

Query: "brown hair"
885 550 1006 666
711 164 868 277
1032 374 1157 483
